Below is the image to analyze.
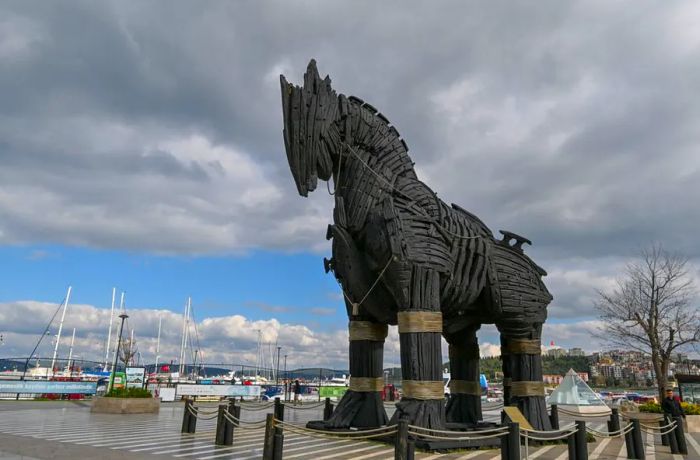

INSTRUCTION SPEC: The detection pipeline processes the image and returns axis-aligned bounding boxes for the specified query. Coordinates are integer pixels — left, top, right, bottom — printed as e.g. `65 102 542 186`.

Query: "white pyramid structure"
548 369 611 415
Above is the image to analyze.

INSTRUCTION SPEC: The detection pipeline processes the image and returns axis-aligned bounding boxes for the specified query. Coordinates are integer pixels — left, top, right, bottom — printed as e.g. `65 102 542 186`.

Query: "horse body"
281 60 553 430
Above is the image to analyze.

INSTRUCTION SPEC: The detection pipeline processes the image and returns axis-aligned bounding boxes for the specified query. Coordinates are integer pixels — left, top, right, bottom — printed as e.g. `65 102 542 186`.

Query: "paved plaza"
0 401 699 459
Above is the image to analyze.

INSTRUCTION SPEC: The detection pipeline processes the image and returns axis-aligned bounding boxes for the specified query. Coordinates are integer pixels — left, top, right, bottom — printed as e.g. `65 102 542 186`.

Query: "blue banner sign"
0 380 97 394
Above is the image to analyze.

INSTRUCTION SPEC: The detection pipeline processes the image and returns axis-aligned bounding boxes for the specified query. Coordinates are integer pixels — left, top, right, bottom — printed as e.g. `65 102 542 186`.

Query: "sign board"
502 406 534 431
112 372 126 389
158 387 176 402
0 380 97 394
320 386 348 398
176 384 261 398
126 367 146 389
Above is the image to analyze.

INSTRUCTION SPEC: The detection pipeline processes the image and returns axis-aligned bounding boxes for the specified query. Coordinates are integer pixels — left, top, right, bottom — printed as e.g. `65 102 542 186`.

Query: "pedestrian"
662 388 685 417
294 379 301 404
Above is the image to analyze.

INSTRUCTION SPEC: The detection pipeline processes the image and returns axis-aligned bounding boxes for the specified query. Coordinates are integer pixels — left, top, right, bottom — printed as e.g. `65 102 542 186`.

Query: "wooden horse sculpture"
280 60 553 431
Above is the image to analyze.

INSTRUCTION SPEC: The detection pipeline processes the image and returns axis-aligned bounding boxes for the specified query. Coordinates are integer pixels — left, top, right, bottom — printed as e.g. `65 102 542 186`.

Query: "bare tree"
596 245 700 401
119 337 138 367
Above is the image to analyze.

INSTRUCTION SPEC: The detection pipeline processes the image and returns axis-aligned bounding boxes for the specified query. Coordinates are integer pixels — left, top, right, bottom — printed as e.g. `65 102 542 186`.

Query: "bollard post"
406 440 415 460
273 396 285 459
273 418 284 460
323 397 334 421
660 416 669 447
262 413 275 460
181 398 192 434
549 404 559 430
667 415 679 454
224 399 237 445
631 419 645 460
672 416 688 455
624 419 636 459
567 429 576 460
395 418 409 460
215 405 226 445
274 397 284 421
609 408 620 433
500 422 520 460
575 420 588 460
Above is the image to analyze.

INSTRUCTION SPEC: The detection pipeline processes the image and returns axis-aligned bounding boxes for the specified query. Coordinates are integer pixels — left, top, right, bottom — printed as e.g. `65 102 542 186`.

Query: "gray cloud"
1 1 700 326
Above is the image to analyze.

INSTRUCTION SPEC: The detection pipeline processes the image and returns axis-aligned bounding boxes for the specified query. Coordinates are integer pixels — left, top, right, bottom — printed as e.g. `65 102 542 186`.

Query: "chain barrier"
408 424 509 436
408 429 509 441
186 405 220 420
586 423 635 438
222 412 268 430
620 412 663 421
520 428 577 442
273 418 398 440
284 402 326 410
640 421 677 436
556 408 612 418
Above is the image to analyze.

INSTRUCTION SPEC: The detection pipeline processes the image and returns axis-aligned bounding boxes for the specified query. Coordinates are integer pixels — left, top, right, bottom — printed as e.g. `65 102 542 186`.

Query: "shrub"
105 387 153 398
638 402 662 413
639 401 700 415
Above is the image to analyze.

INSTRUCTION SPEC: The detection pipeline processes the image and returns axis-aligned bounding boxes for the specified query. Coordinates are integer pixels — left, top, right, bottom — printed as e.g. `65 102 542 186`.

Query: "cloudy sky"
1 1 699 370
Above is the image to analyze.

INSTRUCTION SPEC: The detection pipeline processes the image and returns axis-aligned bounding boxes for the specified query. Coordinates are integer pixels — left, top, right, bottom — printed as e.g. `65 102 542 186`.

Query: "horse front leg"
389 266 446 430
321 307 389 429
445 324 482 425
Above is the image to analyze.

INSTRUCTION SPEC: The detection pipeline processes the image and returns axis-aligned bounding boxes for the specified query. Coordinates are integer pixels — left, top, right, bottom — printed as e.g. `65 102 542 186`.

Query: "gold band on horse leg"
397 311 442 333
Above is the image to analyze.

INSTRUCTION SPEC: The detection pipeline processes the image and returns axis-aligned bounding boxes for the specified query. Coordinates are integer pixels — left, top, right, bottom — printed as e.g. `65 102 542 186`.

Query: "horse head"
280 59 342 197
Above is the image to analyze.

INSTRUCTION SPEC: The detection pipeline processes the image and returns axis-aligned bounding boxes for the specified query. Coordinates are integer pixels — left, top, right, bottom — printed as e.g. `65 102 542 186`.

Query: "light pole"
276 346 281 387
283 354 288 401
108 313 129 393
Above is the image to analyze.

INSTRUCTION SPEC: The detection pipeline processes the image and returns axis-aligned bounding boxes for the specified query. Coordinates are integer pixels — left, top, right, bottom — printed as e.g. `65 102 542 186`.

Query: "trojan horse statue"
280 60 553 431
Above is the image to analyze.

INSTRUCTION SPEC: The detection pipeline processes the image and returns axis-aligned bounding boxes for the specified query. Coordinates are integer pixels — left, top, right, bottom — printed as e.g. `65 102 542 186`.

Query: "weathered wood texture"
280 60 553 431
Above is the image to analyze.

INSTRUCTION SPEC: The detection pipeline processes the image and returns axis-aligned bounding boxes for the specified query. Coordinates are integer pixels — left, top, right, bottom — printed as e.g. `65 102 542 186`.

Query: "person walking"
293 379 301 404
662 388 685 418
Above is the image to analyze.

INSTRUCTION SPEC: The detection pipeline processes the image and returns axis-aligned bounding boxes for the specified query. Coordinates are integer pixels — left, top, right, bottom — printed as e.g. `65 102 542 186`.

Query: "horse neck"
332 102 417 230
336 102 416 191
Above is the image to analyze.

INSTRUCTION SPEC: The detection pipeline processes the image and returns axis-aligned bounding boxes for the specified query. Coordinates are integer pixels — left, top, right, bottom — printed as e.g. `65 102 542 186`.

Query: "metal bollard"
631 419 645 460
672 416 688 455
272 397 285 460
549 404 559 430
395 418 409 460
568 429 577 460
660 416 669 447
609 408 620 433
406 440 415 460
262 413 275 460
181 398 192 434
224 399 237 445
500 422 520 460
323 397 334 421
624 420 636 459
667 415 680 454
575 420 588 460
215 405 226 445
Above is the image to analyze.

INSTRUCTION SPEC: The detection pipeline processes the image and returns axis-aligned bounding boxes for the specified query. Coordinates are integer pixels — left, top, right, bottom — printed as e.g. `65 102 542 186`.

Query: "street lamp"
276 346 282 387
108 313 129 393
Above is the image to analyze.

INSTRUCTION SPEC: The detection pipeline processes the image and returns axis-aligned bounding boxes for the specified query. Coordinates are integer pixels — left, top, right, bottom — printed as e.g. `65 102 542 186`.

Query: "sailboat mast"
67 328 76 373
50 286 72 373
104 287 116 371
111 292 125 372
154 315 162 375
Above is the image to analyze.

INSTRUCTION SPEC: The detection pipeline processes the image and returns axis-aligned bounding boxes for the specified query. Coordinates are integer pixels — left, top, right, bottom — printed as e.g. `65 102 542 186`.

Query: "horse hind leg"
319 305 388 429
497 321 551 431
445 324 482 425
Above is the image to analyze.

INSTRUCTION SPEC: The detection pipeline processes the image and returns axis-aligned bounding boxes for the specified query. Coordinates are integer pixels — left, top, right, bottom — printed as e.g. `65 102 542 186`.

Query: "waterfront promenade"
0 400 699 459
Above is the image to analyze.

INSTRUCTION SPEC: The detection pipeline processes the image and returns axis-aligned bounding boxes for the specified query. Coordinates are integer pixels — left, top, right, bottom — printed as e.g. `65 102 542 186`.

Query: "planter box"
91 396 160 414
686 415 700 433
